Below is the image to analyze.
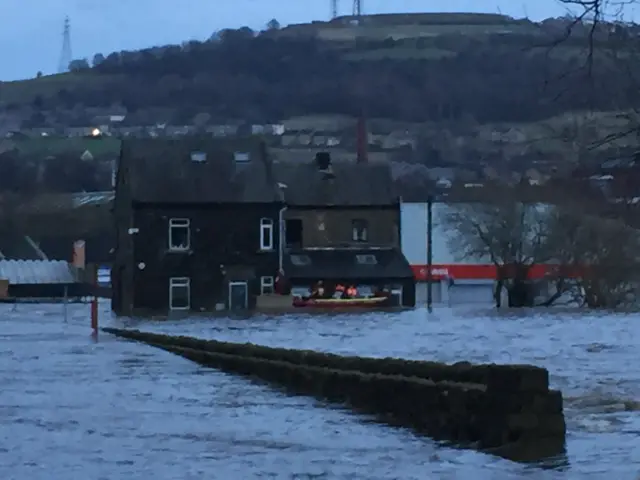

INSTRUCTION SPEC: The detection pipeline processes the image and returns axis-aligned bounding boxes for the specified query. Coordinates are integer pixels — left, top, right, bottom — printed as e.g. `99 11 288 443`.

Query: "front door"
390 286 403 307
228 281 248 310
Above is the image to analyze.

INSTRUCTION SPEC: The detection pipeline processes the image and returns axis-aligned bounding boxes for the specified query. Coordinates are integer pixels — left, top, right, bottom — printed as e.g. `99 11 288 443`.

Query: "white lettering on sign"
432 268 449 276
418 267 449 277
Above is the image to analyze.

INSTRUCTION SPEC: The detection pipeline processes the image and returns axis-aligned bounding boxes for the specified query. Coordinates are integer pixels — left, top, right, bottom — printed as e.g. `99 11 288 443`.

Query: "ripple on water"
0 303 638 478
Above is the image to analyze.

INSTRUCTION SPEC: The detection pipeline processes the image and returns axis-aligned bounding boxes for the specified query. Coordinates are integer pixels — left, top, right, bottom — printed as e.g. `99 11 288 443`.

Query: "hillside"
0 11 637 184
1 13 633 124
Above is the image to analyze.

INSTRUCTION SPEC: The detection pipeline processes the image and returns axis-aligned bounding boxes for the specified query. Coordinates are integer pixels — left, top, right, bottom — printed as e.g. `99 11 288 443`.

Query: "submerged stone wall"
102 328 566 463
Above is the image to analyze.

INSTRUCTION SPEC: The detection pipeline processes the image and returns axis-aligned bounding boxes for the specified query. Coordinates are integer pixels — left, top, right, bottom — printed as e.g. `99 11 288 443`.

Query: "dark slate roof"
0 235 42 260
283 247 413 280
121 136 281 203
0 234 112 263
273 158 396 206
19 191 115 214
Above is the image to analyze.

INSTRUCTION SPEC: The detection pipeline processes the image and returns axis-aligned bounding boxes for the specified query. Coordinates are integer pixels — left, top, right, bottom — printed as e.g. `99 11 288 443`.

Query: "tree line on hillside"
443 184 640 309
34 27 640 124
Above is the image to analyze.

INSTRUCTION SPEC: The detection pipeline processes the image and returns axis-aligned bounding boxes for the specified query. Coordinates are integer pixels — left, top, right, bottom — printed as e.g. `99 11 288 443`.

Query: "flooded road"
1 303 638 479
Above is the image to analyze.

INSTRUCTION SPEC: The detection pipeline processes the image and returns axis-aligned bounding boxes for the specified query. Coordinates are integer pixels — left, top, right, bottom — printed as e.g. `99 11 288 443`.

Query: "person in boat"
346 285 358 298
310 281 325 298
335 284 347 299
373 285 389 297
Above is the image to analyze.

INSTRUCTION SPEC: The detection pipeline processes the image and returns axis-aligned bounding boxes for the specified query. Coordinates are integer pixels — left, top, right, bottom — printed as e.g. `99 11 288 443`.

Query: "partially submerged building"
111 137 283 316
0 259 91 300
111 137 415 315
276 152 415 307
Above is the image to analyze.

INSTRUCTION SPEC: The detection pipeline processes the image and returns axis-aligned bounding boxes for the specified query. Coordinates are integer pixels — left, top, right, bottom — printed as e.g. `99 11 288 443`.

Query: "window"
190 151 206 162
285 218 303 248
234 151 250 162
169 277 190 310
290 254 311 266
352 219 368 242
260 218 274 250
260 276 274 295
169 218 190 251
355 254 377 265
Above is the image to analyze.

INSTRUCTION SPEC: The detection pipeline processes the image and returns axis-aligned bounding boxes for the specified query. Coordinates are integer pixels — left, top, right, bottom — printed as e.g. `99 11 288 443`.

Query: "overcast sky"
0 0 596 81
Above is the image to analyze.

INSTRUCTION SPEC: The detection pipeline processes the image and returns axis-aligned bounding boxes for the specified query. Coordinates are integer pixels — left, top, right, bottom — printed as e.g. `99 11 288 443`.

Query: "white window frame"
168 218 191 251
260 276 275 295
260 218 274 250
352 219 368 242
169 277 190 310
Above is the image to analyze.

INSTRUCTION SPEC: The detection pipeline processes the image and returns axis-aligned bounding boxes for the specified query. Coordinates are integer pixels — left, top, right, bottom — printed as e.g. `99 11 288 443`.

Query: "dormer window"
355 254 377 265
190 151 206 162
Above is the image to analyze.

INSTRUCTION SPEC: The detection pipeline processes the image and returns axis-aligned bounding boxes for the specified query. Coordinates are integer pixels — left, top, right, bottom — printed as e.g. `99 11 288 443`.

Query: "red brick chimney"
356 113 368 164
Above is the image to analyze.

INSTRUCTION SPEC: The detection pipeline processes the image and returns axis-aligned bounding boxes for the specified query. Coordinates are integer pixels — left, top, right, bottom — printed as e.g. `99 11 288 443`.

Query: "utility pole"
331 0 338 19
427 195 433 312
352 0 362 17
58 16 72 74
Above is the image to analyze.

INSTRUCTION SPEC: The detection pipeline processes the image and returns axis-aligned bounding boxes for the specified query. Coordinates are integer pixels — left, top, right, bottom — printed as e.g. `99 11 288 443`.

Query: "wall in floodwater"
104 328 567 462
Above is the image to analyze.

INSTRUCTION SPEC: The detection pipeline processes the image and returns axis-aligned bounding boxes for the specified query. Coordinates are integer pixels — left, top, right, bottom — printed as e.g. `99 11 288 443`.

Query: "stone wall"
103 328 566 463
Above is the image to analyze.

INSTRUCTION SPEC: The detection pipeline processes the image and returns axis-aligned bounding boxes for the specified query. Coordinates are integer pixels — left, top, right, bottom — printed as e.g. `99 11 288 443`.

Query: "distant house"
310 130 341 147
29 127 57 137
268 124 285 136
66 127 95 137
113 126 148 137
297 131 313 146
275 152 415 307
163 125 196 137
92 115 126 125
382 130 416 150
206 124 239 137
280 133 297 146
111 136 284 316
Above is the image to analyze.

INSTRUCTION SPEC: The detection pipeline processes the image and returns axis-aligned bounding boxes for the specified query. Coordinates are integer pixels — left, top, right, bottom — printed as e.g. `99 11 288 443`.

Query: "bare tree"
439 185 554 308
442 180 640 309
551 0 640 146
546 206 640 308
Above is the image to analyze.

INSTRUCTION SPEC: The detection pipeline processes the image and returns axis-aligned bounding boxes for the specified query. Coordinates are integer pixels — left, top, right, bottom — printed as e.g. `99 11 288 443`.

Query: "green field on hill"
1 73 122 103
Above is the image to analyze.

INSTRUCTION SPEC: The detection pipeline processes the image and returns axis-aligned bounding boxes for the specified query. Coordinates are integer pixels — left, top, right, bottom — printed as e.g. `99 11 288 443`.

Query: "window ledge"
258 247 275 252
167 248 193 254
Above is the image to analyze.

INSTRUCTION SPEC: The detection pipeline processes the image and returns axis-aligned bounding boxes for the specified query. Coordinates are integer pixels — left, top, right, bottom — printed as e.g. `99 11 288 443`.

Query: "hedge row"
103 328 550 393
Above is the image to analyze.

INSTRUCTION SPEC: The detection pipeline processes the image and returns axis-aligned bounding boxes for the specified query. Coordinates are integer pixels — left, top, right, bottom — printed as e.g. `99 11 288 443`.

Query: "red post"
91 298 98 333
90 266 98 336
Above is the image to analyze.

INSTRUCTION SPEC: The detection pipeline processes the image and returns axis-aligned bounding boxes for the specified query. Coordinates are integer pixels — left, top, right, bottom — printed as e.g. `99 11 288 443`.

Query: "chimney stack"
356 113 368 164
72 240 86 269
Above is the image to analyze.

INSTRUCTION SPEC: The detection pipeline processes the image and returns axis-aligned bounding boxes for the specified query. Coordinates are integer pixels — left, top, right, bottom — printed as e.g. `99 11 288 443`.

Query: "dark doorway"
285 219 303 248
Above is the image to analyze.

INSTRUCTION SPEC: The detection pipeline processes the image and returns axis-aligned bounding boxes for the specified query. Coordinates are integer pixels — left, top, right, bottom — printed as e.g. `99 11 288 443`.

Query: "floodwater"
0 303 638 479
